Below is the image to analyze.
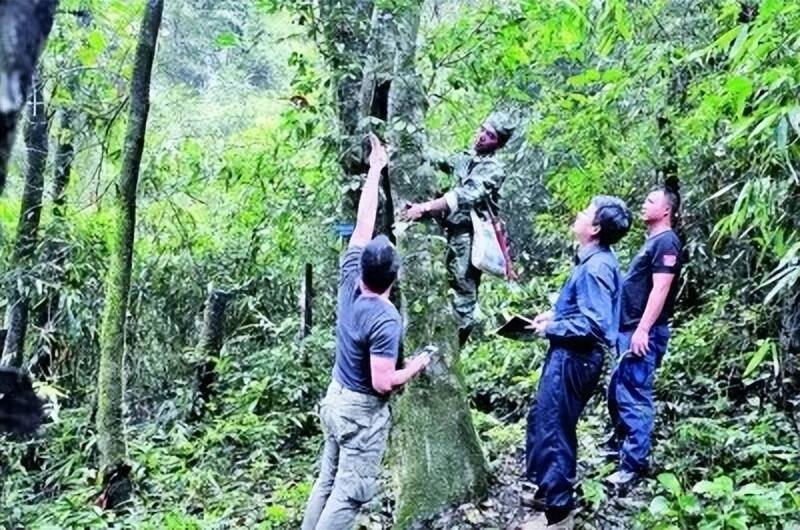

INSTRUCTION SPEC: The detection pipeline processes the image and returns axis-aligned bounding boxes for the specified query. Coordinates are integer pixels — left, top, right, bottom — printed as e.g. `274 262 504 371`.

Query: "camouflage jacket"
431 149 507 231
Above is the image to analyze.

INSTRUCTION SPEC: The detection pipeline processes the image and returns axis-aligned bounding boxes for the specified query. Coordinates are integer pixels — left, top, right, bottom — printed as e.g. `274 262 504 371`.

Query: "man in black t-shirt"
605 185 682 488
301 135 430 530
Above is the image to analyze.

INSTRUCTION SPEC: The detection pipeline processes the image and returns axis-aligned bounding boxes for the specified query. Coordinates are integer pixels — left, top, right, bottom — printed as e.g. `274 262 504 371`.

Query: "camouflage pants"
301 380 391 530
446 230 482 334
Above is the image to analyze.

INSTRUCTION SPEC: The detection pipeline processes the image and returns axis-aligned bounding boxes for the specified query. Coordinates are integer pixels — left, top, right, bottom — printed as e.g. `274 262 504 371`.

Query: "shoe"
606 469 641 487
518 513 574 530
547 514 574 529
519 481 542 509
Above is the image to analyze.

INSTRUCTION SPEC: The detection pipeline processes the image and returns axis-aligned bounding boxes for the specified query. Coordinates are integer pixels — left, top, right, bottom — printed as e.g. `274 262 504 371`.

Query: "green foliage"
3 0 800 528
645 472 799 530
1 327 331 528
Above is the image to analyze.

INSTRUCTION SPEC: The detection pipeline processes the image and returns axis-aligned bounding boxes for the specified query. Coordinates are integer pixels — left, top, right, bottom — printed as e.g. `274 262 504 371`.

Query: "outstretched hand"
368 133 388 171
403 203 426 221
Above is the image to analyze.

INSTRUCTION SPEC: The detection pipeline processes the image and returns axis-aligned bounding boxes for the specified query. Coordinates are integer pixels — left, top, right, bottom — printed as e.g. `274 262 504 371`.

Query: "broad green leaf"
726 513 749 530
712 25 742 52
693 476 734 498
658 473 683 497
678 494 701 514
649 495 671 516
736 483 768 496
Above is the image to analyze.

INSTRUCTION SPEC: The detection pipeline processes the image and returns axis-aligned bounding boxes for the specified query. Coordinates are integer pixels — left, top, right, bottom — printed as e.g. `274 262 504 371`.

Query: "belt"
549 336 605 355
327 379 387 407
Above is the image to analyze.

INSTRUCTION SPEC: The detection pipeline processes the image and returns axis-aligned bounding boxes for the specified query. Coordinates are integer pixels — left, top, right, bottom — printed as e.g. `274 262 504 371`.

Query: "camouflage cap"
483 111 516 142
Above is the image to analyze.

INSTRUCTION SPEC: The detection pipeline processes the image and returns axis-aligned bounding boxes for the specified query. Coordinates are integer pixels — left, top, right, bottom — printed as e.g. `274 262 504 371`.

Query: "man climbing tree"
605 183 682 489
524 196 631 530
301 134 430 530
403 113 514 345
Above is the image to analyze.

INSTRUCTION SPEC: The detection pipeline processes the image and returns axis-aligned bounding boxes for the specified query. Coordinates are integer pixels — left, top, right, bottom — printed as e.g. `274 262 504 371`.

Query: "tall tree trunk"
188 287 231 422
1 74 48 367
383 3 489 526
95 0 163 510
359 6 398 238
320 1 489 524
0 0 57 195
29 108 76 378
318 0 374 220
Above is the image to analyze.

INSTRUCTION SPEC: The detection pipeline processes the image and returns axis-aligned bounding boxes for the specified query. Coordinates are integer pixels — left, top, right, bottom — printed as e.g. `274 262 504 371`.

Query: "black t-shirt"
332 246 403 397
620 230 682 331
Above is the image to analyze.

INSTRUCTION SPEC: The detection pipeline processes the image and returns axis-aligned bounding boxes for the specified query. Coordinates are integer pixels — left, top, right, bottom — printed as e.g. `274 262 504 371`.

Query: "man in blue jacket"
523 196 632 530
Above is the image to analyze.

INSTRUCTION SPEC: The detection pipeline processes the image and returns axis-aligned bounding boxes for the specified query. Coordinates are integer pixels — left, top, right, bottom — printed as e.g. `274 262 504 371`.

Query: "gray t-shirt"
332 246 403 397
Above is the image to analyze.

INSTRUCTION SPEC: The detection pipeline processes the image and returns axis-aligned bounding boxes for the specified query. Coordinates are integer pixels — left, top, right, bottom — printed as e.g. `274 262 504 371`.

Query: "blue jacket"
545 244 622 350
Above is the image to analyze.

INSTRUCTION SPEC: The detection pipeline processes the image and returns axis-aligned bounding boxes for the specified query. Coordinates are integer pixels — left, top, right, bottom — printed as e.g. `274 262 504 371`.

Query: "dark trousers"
526 345 604 511
607 325 671 473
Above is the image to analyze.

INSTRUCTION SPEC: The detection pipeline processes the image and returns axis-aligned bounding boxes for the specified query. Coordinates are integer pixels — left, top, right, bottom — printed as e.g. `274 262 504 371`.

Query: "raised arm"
350 134 388 248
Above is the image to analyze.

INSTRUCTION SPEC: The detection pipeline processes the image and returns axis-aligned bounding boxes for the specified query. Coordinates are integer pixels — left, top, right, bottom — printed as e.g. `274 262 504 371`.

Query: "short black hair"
591 195 632 246
361 235 400 293
655 179 681 223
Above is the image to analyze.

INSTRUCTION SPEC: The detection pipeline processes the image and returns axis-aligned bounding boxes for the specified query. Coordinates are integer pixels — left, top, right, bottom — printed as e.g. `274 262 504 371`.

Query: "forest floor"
355 398 653 530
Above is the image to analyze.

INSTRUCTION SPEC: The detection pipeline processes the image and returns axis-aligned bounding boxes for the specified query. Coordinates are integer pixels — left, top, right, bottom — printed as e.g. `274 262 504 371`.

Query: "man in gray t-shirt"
302 135 430 530
333 244 403 396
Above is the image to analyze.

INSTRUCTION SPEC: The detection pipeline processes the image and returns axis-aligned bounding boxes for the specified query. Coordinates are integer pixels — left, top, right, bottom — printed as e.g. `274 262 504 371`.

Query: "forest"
0 0 799 529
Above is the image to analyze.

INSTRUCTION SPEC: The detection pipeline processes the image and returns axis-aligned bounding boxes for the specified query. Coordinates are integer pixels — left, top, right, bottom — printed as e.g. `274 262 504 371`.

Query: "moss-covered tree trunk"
0 0 57 195
95 0 163 510
318 0 375 220
318 1 489 522
384 2 489 527
1 74 48 367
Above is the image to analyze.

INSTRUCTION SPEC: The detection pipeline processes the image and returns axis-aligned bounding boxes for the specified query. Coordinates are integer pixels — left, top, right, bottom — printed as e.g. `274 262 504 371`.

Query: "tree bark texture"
318 0 375 219
383 2 489 526
95 0 163 508
1 74 48 367
320 2 489 524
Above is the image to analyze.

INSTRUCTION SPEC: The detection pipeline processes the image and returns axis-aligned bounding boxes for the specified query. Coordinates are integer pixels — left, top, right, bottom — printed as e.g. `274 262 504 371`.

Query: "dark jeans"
606 325 671 473
526 344 604 511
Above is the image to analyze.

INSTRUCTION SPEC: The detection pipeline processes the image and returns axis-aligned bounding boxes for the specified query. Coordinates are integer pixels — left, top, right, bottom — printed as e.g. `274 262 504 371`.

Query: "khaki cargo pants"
301 380 391 530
